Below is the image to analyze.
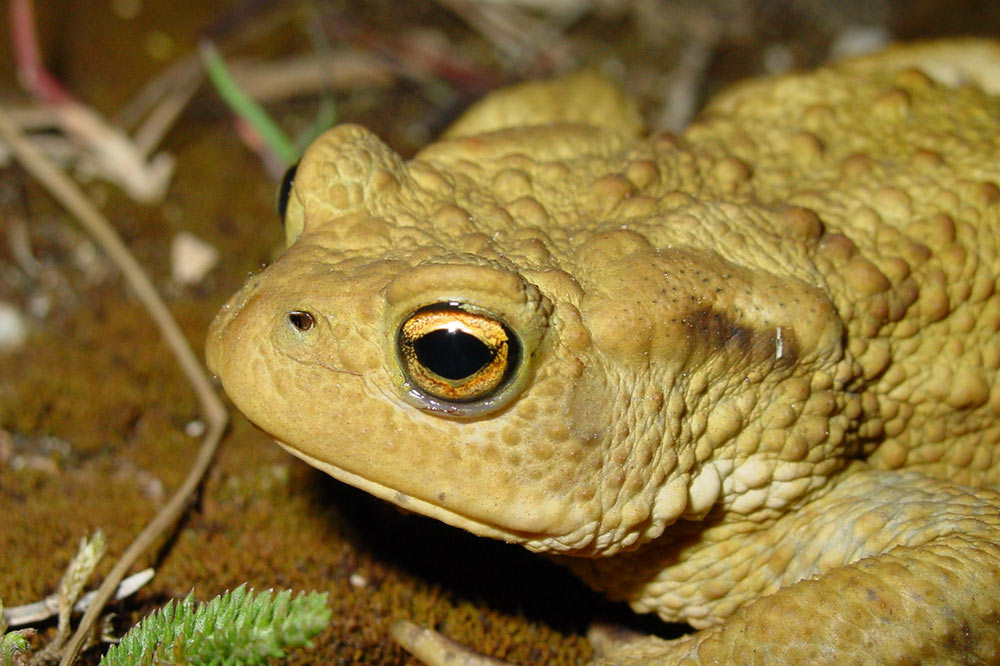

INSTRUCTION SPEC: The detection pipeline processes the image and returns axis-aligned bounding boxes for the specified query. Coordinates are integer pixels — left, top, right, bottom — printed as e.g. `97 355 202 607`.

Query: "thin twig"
0 106 229 666
116 55 203 133
227 51 395 103
2 49 393 187
130 66 203 159
3 569 155 627
434 0 577 71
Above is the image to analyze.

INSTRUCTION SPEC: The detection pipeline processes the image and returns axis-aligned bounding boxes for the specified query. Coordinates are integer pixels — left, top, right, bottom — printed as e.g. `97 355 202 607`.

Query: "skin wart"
207 40 1000 664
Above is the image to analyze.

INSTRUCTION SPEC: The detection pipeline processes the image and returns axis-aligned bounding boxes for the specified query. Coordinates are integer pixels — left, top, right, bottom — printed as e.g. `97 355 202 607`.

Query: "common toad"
207 40 1000 664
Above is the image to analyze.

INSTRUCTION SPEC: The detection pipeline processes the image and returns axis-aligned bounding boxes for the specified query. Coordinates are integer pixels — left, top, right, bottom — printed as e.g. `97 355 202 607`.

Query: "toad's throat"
275 440 554 550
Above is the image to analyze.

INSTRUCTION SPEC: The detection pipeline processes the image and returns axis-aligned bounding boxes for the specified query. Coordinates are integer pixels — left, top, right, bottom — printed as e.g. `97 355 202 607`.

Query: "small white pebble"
829 25 891 60
763 44 795 74
27 293 51 318
136 471 166 504
171 232 220 286
184 419 206 438
72 239 107 282
349 573 368 589
0 302 28 352
10 455 59 474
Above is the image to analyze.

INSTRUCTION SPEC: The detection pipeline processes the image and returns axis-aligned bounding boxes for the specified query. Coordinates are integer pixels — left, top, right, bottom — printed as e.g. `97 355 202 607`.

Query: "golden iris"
397 303 519 403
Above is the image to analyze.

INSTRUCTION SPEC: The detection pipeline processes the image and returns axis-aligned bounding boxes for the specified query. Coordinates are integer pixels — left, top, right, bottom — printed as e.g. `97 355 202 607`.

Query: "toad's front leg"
589 468 1000 664
395 469 1000 665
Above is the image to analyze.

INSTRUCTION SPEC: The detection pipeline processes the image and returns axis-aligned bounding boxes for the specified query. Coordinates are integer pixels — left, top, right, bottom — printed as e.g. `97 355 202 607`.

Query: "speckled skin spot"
207 40 1000 665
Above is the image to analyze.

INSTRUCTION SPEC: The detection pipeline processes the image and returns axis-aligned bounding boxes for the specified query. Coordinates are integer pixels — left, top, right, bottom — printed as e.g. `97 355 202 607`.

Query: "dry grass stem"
227 51 396 103
129 69 203 161
56 103 175 203
0 102 174 203
2 570 155 628
115 56 204 133
435 0 577 70
0 106 229 666
3 46 395 204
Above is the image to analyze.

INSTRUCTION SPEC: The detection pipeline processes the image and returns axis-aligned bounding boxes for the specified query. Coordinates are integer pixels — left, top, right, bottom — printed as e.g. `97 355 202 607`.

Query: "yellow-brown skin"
207 41 1000 664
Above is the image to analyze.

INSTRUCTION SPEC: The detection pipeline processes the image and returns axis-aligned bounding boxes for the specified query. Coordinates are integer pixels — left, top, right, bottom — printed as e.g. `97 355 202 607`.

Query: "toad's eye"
287 310 315 331
397 304 521 404
276 161 299 219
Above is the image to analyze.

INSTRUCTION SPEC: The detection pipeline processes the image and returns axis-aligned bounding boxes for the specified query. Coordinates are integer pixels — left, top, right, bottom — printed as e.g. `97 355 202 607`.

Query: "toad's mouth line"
275 440 546 548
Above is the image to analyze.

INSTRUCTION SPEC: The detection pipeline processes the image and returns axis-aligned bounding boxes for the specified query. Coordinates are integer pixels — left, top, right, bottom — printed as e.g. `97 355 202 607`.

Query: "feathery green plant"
0 630 31 666
199 40 338 172
199 42 298 167
1 599 32 666
99 585 330 666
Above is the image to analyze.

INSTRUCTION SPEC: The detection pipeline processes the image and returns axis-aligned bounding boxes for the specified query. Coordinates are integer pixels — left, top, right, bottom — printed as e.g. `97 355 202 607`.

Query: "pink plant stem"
233 116 285 179
11 0 73 103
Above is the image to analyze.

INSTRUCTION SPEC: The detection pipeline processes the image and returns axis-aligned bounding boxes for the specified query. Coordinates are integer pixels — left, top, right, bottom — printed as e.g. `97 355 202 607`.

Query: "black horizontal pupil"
288 310 314 330
415 329 493 380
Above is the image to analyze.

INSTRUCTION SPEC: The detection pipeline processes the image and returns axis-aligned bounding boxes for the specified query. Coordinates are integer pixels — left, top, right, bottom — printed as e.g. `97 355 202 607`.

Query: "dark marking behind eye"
681 307 798 369
682 308 753 353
